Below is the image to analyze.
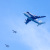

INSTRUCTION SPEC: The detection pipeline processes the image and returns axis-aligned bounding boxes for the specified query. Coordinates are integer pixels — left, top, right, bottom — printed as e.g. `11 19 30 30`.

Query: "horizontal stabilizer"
37 22 45 26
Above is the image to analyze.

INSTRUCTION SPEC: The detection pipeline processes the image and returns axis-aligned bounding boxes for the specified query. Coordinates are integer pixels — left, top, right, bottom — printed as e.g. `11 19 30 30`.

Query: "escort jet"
12 30 17 33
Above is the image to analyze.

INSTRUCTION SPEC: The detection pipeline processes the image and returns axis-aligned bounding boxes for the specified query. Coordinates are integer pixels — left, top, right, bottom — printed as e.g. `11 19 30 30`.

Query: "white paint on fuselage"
24 12 31 18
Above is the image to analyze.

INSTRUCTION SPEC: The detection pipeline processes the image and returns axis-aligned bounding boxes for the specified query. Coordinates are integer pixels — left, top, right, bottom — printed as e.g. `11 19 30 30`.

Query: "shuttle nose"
27 12 29 13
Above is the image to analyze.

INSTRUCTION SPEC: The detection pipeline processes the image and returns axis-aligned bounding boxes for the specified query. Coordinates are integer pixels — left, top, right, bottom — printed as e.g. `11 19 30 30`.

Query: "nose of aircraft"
23 12 25 14
23 12 26 15
23 12 26 14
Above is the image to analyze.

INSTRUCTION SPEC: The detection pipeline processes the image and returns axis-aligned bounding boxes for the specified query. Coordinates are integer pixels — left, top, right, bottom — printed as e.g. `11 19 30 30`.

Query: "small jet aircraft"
12 30 17 33
5 44 9 47
23 12 46 26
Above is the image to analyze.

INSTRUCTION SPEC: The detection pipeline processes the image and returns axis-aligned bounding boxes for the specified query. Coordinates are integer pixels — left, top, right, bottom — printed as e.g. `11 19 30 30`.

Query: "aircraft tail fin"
37 22 45 26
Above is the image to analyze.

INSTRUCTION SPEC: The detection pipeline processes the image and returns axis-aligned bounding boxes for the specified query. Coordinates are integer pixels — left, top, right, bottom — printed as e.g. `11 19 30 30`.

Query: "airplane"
5 44 9 47
23 12 46 26
12 30 17 33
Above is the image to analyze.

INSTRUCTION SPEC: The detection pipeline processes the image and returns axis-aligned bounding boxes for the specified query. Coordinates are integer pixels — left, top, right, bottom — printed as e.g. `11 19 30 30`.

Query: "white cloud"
20 24 50 50
6 18 50 50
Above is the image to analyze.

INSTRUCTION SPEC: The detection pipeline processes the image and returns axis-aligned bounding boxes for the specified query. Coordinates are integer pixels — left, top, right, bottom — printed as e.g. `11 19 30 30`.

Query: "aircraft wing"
35 16 46 18
25 18 31 24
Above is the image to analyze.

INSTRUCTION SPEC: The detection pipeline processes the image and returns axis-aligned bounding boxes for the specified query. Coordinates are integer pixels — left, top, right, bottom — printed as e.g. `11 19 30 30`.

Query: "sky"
0 0 50 50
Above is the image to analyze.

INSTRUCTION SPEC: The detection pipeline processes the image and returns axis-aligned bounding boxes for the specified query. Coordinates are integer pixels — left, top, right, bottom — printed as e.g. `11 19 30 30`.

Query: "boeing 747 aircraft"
23 12 46 26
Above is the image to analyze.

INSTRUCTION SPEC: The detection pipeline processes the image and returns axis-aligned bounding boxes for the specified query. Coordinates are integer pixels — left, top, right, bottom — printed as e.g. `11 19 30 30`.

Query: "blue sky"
0 0 50 50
